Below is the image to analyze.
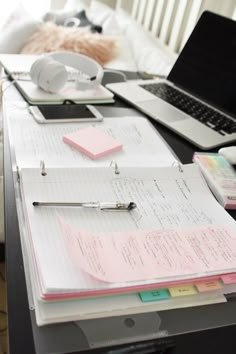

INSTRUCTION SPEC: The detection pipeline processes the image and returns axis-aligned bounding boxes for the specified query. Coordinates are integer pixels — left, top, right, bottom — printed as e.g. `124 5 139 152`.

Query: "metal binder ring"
110 160 120 175
40 160 47 176
171 161 183 172
177 162 184 173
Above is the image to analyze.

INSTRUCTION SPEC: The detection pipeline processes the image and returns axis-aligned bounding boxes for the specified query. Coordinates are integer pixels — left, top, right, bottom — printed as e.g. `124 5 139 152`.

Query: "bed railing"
115 0 236 53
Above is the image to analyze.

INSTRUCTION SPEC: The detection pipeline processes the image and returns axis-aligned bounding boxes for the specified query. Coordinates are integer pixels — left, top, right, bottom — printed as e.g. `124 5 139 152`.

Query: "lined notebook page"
20 164 236 297
7 111 177 168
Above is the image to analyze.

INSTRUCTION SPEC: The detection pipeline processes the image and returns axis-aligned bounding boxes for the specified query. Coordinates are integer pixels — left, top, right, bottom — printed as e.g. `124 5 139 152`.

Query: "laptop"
107 11 236 150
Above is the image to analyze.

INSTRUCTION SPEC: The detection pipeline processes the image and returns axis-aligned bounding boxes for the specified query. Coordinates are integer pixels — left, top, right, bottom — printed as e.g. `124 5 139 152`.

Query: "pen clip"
100 202 137 211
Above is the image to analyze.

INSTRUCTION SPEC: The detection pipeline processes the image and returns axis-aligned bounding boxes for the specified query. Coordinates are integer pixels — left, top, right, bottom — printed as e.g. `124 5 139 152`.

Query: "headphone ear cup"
30 57 49 85
30 57 68 93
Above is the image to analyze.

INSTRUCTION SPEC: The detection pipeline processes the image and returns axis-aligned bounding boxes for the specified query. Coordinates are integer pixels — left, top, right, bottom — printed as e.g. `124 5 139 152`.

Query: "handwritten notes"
58 214 236 283
20 164 236 295
8 114 177 167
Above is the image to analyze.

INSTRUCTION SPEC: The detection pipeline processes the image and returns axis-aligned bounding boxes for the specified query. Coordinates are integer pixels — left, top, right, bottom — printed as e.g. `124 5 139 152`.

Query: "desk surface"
4 89 236 354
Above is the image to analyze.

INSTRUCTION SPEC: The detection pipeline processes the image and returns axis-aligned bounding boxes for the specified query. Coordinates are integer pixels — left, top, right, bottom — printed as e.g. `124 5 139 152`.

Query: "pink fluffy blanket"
20 22 118 66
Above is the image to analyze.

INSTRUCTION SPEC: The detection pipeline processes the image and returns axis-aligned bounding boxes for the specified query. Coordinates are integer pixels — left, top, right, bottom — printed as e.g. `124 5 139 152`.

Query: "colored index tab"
139 289 170 302
195 280 222 292
221 274 236 285
169 285 197 297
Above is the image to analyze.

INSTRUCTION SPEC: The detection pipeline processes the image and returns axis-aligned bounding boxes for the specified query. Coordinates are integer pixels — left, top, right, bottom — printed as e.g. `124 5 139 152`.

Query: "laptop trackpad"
138 100 188 123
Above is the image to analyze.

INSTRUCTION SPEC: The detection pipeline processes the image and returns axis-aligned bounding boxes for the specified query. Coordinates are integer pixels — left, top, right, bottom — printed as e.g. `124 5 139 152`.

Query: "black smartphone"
29 104 103 123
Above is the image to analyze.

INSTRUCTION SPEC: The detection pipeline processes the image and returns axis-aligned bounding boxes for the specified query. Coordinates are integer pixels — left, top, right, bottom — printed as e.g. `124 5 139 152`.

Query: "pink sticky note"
63 127 122 159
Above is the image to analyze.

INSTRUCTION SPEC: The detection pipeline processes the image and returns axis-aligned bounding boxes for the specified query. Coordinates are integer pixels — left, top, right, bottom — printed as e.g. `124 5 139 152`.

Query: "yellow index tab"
169 285 197 297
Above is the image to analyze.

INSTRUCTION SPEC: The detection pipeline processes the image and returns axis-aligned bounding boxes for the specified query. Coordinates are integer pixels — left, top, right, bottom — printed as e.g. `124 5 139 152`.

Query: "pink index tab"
195 280 222 292
63 127 122 159
221 274 236 285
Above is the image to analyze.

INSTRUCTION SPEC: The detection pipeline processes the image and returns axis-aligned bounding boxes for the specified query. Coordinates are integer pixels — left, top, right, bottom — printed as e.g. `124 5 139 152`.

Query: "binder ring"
40 160 47 176
171 161 183 172
177 162 184 173
110 160 120 175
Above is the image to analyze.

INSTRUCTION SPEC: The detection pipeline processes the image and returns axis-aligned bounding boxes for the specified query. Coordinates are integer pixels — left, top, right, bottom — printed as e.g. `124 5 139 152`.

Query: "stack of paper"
5 95 235 326
18 163 236 325
19 223 227 326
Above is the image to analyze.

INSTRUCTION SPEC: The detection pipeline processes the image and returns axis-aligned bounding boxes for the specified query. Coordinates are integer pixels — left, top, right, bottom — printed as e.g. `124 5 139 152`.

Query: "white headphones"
30 52 104 93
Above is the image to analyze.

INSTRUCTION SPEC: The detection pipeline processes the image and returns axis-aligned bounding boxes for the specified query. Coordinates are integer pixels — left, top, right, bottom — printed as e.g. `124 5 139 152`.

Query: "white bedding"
0 0 177 76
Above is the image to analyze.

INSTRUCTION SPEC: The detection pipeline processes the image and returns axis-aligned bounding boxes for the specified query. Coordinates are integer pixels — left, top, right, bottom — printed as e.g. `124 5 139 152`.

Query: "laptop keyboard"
140 83 236 135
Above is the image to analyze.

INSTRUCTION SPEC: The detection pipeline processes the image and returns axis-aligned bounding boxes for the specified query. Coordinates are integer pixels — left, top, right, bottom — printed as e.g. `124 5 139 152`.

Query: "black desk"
4 97 236 354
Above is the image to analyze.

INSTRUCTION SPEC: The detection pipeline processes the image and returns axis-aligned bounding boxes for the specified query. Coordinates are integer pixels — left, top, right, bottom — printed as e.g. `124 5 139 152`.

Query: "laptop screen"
168 11 236 119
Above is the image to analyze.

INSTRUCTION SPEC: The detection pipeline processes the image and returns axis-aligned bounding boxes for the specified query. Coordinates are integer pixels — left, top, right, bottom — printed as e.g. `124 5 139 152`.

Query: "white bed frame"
52 0 236 53
114 0 236 53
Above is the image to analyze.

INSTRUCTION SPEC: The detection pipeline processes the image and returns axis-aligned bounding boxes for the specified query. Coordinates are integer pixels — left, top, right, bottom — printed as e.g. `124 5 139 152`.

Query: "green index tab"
139 289 170 302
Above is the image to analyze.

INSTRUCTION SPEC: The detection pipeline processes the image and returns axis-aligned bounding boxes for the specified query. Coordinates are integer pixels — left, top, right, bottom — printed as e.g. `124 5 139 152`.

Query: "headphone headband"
49 52 104 88
30 51 104 93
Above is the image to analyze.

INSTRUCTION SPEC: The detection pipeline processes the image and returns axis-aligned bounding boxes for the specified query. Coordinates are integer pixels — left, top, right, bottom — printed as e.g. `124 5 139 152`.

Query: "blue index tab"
139 289 170 302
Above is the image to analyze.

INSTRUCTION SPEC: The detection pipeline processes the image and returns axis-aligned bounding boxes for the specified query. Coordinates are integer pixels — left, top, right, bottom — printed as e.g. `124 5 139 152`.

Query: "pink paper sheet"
58 216 236 283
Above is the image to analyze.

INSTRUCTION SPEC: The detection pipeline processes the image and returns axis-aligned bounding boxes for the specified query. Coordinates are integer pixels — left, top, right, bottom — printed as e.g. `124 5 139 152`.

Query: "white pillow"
116 9 177 76
46 0 90 24
105 35 138 72
89 0 115 26
0 19 40 53
87 1 137 71
115 7 134 33
63 0 90 11
1 2 46 30
127 22 177 76
1 2 30 29
101 13 122 35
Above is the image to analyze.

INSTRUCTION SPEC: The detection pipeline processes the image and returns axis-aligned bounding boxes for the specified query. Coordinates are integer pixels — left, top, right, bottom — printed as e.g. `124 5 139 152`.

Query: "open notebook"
8 115 178 168
19 163 236 301
0 54 114 104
